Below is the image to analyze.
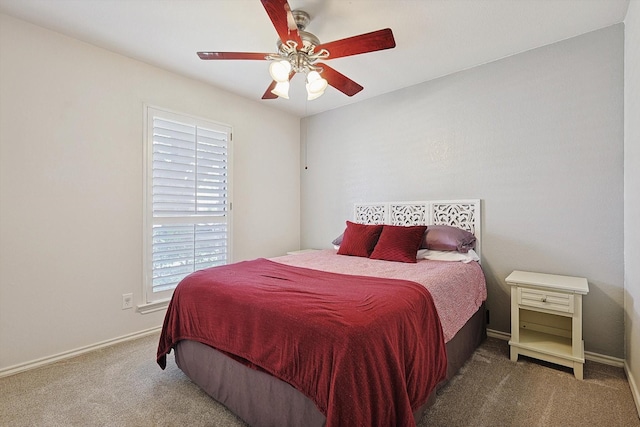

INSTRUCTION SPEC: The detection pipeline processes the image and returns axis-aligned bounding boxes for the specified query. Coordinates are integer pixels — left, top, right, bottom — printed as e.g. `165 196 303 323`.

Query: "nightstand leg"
574 363 583 380
510 347 519 362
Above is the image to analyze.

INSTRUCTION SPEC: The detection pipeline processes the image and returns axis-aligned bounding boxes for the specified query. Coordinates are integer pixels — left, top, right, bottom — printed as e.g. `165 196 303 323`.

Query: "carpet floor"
1 333 638 426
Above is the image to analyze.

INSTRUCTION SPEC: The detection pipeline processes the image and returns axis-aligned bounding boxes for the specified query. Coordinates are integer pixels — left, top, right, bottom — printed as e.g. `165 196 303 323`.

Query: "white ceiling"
0 0 630 117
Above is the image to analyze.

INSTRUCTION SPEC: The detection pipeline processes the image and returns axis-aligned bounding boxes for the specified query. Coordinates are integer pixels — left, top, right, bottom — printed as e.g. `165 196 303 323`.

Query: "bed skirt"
174 302 486 426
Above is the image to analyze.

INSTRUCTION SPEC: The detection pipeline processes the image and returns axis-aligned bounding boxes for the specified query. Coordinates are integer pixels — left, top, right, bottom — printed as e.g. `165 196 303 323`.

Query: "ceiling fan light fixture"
197 2 396 101
269 60 292 82
271 81 290 99
306 70 328 100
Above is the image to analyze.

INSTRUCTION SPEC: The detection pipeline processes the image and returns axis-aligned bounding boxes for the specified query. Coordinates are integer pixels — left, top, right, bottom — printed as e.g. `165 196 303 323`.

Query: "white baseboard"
486 328 511 341
585 350 625 368
625 361 640 419
0 326 162 378
486 328 625 367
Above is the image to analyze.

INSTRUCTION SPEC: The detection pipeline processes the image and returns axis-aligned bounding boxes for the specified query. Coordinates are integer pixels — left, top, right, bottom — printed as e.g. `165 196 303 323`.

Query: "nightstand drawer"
518 287 574 313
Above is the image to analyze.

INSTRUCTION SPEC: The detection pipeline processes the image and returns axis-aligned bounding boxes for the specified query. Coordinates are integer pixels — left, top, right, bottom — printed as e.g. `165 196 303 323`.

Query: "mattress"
175 302 486 427
161 250 487 426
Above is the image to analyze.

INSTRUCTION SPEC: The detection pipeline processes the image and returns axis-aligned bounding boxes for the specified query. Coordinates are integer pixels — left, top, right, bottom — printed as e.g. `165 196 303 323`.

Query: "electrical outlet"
122 293 133 310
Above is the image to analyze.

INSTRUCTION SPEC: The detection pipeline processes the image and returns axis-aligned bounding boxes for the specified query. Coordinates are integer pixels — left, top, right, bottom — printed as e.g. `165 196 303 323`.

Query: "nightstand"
506 270 589 380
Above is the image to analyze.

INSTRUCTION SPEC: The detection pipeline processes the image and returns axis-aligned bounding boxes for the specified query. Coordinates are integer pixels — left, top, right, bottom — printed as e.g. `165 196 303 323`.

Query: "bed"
157 199 486 427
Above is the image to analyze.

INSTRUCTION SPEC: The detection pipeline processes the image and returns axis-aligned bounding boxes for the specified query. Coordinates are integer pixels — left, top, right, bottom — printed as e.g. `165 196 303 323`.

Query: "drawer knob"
541 296 547 303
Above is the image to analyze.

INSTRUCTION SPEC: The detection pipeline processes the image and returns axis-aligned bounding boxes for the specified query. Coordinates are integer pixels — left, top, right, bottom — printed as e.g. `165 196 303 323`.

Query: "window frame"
140 105 233 312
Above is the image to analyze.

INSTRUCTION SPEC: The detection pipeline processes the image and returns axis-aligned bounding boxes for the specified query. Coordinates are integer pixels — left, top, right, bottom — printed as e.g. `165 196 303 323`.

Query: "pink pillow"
337 221 383 258
370 225 428 263
421 225 476 253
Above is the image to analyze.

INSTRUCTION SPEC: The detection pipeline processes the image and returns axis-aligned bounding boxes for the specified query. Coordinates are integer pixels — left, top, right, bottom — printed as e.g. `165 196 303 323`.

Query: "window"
143 106 232 308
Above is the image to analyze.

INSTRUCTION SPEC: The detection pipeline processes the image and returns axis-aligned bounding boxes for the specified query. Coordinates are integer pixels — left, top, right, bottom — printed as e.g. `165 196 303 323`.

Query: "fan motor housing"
292 10 310 30
276 10 321 53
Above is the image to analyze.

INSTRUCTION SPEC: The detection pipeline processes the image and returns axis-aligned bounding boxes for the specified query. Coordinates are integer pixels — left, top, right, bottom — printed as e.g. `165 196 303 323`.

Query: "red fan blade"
260 0 303 47
317 63 363 97
197 52 271 60
262 71 296 100
262 81 279 99
316 28 396 60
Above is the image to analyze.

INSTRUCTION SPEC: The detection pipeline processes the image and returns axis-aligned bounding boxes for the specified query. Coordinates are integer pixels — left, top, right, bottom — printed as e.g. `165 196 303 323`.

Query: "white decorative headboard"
354 199 482 259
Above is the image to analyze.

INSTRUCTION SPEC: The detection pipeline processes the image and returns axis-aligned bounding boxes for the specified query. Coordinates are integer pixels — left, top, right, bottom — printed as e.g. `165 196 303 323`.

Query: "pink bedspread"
274 249 487 341
157 258 447 427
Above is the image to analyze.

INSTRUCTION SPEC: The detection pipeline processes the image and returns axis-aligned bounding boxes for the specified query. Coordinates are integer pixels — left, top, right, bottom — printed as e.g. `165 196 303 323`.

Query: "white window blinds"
152 118 229 216
144 107 232 303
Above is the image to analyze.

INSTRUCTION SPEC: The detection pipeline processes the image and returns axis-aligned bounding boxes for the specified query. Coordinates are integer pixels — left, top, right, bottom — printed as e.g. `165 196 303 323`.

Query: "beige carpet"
1 334 638 427
424 338 640 426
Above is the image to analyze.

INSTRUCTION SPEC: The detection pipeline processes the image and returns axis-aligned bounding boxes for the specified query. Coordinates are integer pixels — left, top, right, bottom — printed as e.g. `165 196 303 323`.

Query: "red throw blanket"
157 258 447 427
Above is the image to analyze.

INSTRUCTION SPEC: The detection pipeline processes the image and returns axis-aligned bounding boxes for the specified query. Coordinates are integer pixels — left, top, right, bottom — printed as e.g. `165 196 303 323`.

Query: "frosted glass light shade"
271 81 290 99
269 60 292 82
306 70 327 100
307 88 324 100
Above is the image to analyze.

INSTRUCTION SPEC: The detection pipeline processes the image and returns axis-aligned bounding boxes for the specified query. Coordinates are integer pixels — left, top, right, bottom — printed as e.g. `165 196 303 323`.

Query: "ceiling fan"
197 0 396 100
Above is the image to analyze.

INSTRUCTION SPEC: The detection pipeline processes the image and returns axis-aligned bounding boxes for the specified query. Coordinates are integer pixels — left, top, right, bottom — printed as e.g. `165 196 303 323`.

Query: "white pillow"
418 249 479 263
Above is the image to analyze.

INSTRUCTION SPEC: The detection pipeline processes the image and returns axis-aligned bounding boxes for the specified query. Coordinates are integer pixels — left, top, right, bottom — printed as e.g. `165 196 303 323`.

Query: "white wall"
624 0 640 415
0 14 300 370
301 25 624 358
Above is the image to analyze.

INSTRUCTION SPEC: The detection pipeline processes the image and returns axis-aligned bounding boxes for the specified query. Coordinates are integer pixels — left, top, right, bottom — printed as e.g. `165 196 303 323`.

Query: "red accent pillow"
337 221 384 258
370 225 428 263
